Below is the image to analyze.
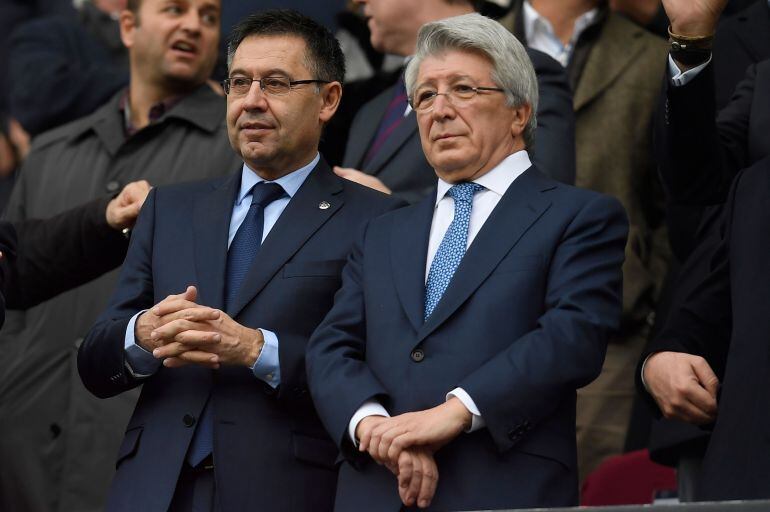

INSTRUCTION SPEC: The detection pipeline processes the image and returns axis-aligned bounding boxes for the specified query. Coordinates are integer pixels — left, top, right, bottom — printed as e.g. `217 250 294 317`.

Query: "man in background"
0 0 240 510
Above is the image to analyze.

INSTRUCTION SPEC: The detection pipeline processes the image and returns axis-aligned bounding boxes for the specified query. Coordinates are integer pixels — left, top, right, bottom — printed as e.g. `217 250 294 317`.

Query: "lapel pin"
319 201 331 210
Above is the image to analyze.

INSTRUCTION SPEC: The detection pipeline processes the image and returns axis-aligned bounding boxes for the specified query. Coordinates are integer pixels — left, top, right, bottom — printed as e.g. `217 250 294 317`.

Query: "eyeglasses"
410 84 506 112
221 76 330 96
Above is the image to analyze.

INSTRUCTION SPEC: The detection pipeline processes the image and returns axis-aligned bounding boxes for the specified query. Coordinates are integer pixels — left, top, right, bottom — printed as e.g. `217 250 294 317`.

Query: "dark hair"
126 0 140 13
226 9 345 84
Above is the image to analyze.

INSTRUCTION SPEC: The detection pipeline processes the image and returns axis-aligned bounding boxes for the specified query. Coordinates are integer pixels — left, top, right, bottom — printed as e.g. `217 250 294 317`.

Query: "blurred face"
121 0 220 91
226 35 341 180
414 50 531 183
354 0 425 56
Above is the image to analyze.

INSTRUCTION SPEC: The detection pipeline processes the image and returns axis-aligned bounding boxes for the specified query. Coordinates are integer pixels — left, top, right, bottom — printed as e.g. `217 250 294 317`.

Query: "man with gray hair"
307 13 628 511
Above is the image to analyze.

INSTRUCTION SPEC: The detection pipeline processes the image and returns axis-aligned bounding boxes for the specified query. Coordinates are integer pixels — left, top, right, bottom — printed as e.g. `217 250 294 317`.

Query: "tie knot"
250 182 285 207
447 182 483 203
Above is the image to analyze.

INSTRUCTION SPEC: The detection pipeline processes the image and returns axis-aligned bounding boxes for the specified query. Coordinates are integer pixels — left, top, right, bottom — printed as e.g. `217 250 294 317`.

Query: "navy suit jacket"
78 161 403 512
307 167 628 511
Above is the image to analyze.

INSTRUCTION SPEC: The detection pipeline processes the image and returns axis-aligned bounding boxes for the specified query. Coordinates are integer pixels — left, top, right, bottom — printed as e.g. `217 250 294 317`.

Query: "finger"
417 453 438 509
397 451 413 498
333 166 349 176
164 352 219 369
691 357 720 398
160 307 220 325
174 329 222 347
684 382 718 418
152 341 192 359
151 319 213 342
378 425 405 463
387 431 414 464
405 451 423 507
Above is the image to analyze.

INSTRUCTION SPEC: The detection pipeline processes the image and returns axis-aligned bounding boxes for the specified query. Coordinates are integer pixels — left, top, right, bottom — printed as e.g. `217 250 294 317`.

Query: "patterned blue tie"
424 182 484 320
186 181 285 467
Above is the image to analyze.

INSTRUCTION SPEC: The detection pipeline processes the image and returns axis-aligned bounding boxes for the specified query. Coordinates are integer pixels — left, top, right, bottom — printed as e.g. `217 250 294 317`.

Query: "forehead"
141 0 221 11
416 49 494 84
230 35 310 77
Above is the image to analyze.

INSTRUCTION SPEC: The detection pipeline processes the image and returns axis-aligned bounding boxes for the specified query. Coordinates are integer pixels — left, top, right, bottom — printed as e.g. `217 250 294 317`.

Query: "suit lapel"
226 160 345 318
192 173 240 310
573 15 646 112
390 192 436 333
364 111 420 175
415 168 554 345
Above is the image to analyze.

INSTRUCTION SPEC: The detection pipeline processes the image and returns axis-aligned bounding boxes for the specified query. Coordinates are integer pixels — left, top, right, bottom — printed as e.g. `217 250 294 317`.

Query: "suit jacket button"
410 349 425 362
105 180 121 193
182 414 196 427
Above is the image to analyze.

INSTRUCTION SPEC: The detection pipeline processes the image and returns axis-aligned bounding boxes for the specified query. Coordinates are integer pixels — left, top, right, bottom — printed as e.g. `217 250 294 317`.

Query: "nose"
180 8 202 34
242 81 268 112
431 93 455 120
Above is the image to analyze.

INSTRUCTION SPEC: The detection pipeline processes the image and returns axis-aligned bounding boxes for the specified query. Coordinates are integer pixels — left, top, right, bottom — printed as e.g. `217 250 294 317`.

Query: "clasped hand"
135 286 263 369
355 398 471 508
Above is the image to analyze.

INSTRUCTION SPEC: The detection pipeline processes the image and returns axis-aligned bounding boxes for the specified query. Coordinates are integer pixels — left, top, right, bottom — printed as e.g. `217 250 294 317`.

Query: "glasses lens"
414 90 436 112
452 84 477 101
231 78 252 95
262 77 291 95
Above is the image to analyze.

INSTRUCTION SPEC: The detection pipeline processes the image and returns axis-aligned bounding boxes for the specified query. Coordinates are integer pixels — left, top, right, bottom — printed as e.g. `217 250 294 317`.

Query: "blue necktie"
424 182 484 320
186 181 285 467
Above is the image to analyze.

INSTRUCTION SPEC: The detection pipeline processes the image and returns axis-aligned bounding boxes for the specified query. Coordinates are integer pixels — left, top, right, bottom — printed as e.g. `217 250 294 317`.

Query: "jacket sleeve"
6 196 129 309
457 194 628 452
78 189 158 399
655 60 755 206
306 221 391 461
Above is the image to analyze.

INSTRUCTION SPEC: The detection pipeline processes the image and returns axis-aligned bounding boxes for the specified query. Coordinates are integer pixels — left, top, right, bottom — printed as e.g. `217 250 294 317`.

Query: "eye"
452 84 476 98
164 4 183 15
201 12 218 25
262 77 290 94
416 90 437 103
229 77 252 93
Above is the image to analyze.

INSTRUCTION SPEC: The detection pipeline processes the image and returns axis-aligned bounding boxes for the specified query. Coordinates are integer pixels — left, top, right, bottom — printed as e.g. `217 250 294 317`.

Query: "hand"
106 180 152 229
135 286 214 354
333 166 392 194
7 118 30 161
395 447 438 509
150 296 264 369
643 351 719 424
661 0 728 36
360 398 471 465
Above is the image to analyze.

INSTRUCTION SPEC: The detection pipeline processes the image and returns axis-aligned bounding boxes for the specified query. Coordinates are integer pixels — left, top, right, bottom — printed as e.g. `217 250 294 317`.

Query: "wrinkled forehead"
415 49 495 87
229 35 311 77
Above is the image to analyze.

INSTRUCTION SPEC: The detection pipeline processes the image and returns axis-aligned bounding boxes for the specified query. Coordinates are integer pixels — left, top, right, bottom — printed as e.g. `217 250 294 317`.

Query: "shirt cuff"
251 328 280 388
447 387 485 432
640 352 658 392
668 54 711 87
124 310 161 377
348 400 390 445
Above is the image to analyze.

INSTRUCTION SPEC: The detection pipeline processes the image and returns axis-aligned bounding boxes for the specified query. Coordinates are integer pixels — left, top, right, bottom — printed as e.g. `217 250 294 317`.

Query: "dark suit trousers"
169 461 219 512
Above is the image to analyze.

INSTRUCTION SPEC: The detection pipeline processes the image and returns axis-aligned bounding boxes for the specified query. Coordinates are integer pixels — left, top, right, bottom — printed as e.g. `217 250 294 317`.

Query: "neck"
530 0 597 44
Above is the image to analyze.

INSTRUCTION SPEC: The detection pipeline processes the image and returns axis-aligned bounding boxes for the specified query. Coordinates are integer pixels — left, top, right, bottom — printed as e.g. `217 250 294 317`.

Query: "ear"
509 103 532 139
318 81 343 124
119 9 138 49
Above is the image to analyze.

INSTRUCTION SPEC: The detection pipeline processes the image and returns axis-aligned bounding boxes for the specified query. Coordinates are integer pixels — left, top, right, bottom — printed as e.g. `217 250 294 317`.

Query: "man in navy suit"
78 10 401 511
306 13 628 511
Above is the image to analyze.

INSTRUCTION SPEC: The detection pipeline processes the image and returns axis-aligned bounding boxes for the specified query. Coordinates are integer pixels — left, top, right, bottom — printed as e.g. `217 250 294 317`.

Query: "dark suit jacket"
307 167 628 511
656 59 770 206
342 48 576 203
0 196 128 327
639 155 770 500
78 161 403 512
713 0 770 110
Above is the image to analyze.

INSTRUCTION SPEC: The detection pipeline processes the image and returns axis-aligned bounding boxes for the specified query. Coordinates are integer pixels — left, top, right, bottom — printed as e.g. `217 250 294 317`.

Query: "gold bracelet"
667 25 714 48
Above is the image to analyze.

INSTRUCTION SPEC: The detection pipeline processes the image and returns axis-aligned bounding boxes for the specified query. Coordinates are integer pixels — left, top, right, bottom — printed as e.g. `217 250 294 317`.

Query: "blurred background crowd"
0 0 767 510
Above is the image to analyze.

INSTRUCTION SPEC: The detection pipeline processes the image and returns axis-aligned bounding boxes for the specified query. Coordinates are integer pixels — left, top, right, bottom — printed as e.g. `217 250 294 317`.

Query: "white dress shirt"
348 151 533 443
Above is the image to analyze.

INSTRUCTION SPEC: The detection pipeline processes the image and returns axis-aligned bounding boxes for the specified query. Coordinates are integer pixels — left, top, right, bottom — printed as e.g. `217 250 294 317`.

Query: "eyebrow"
416 74 477 89
228 68 291 78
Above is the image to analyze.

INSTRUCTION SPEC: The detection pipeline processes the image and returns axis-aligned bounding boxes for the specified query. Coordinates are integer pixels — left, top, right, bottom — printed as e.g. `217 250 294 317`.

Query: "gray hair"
404 13 538 148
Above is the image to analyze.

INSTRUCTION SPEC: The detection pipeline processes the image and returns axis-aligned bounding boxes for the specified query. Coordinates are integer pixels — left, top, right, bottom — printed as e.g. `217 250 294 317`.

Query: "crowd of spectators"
0 0 767 510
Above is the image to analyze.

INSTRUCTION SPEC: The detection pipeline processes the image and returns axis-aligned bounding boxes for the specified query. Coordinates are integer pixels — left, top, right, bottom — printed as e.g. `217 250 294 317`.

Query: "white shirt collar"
434 150 533 206
237 153 320 206
522 1 600 66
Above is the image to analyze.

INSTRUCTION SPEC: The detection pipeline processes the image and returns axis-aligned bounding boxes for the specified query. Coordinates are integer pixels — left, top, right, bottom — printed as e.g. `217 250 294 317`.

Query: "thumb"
183 285 198 302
